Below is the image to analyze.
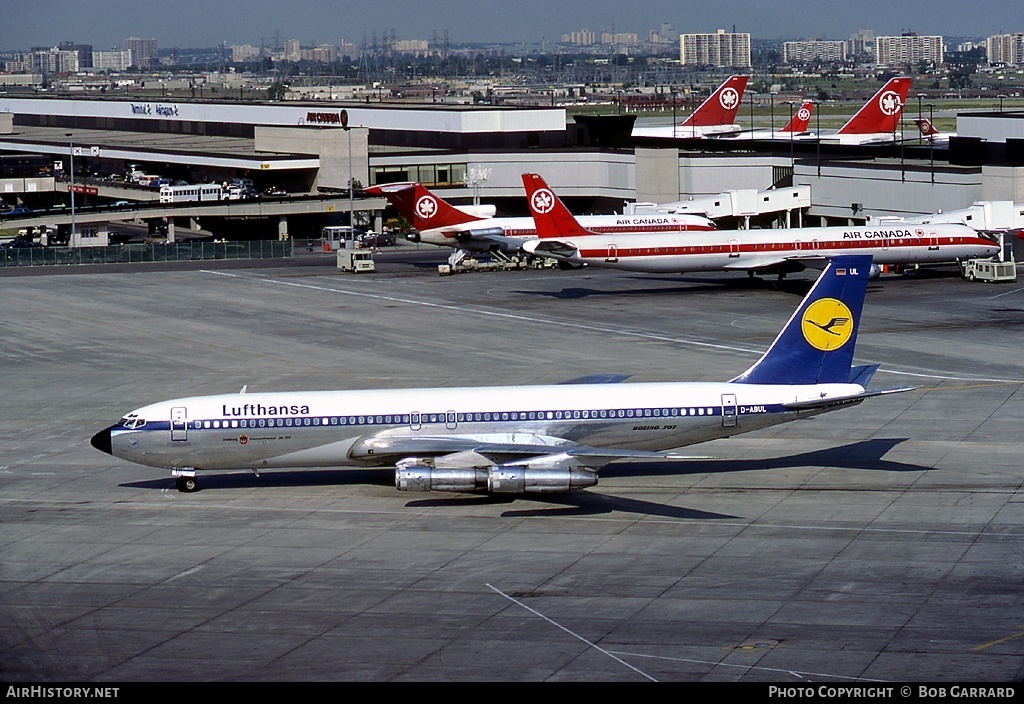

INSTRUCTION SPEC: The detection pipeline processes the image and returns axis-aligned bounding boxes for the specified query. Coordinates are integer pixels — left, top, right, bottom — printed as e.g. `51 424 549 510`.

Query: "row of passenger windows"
194 406 721 430
589 238 967 257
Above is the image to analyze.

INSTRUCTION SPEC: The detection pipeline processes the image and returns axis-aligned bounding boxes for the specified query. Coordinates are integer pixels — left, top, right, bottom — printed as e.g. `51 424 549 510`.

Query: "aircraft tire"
176 476 198 493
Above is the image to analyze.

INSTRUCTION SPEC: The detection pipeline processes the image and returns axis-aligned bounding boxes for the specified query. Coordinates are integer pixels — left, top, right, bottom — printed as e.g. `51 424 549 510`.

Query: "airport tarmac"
2 246 1024 683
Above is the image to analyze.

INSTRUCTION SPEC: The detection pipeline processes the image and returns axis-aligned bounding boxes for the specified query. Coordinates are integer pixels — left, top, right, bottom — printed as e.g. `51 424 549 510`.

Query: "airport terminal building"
1 95 1023 243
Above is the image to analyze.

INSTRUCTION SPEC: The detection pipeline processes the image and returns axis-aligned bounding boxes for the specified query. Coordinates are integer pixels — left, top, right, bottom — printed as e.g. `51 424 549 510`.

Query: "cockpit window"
120 416 146 429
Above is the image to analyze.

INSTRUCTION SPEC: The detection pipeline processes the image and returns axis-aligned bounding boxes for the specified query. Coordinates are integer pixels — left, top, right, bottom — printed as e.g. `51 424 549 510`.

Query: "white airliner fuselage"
415 213 717 250
523 223 999 274
105 382 867 469
631 123 744 139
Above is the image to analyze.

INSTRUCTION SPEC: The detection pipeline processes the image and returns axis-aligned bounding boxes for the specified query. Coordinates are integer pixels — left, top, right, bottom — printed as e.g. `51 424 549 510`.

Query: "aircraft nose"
90 427 112 455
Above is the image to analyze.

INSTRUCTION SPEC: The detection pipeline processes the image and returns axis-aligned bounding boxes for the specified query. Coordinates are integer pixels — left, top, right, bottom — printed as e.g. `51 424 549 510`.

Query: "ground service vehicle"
337 249 375 272
962 258 1017 282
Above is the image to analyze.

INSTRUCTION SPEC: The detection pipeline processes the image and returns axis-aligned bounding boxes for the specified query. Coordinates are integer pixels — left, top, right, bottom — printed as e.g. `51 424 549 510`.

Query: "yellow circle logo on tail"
801 298 854 351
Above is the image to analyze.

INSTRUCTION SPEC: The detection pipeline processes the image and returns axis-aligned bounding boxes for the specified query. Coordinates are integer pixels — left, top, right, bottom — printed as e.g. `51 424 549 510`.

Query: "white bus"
159 184 225 204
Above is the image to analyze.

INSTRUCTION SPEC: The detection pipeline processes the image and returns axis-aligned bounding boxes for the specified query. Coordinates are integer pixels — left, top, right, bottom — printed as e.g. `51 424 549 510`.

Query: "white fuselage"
631 123 743 139
106 381 864 473
418 213 716 249
818 132 903 146
711 129 817 141
523 223 999 273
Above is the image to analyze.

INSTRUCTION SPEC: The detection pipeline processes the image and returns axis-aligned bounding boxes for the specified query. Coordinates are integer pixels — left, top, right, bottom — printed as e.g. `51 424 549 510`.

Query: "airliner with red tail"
710 99 817 141
364 181 716 254
631 75 750 139
819 77 912 145
519 173 999 278
914 117 953 144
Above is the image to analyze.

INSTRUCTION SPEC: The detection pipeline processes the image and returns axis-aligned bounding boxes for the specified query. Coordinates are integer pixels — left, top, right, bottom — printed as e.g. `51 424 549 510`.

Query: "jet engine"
869 263 882 279
395 465 598 493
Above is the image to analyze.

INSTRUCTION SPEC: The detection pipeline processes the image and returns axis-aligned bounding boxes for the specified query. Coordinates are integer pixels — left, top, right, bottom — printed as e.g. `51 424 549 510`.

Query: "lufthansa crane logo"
879 90 902 116
801 298 854 351
531 188 555 214
719 87 740 110
415 195 438 220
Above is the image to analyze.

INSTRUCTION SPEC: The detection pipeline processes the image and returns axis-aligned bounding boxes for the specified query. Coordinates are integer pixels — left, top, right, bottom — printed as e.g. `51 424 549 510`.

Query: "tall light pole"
811 100 822 177
671 86 677 140
926 103 935 185
344 113 354 235
900 111 905 182
785 100 795 169
66 132 76 247
770 91 777 140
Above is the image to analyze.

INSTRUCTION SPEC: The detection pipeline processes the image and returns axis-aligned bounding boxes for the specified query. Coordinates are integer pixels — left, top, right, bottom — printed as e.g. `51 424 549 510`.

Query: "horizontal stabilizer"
849 364 880 386
781 386 915 412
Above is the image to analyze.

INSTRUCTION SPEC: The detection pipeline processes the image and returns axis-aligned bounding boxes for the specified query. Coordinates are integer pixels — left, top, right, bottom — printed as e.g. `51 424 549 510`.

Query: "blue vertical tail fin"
731 256 873 385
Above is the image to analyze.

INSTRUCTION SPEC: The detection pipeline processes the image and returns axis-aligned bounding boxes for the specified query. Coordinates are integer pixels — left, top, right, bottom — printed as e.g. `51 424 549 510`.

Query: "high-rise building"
561 28 596 46
783 41 847 64
283 39 301 63
231 45 261 62
680 30 751 68
602 32 639 47
93 49 133 72
986 33 1024 66
339 39 360 60
875 33 943 67
849 29 876 60
59 42 92 69
392 40 429 56
124 37 157 69
29 47 79 74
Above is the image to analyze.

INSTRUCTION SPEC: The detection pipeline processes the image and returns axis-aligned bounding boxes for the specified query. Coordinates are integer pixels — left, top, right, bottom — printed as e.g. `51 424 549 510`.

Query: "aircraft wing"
558 374 631 385
350 433 697 469
721 254 831 272
443 226 527 253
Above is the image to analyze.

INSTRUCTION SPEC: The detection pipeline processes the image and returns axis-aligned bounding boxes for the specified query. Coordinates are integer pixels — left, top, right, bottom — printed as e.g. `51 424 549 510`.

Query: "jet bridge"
625 185 811 229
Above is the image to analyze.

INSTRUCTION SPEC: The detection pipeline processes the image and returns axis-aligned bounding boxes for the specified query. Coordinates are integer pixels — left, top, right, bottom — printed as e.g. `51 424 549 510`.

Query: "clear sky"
1 0 1018 50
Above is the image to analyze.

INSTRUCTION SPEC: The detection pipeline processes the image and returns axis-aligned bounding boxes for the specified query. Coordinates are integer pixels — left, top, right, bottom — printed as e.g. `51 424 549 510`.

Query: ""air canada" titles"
842 229 918 239
616 217 678 226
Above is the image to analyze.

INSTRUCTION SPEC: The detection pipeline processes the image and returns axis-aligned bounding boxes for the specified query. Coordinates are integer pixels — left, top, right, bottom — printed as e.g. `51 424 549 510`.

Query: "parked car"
358 232 397 248
1 206 32 217
1 237 42 249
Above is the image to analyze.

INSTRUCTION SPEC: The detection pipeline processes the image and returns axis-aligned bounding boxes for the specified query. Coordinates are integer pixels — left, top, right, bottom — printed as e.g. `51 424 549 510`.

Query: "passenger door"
721 394 738 428
170 407 188 442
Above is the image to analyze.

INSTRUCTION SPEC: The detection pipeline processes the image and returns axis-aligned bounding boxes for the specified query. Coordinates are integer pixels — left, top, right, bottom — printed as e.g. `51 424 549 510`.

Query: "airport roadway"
2 245 1024 683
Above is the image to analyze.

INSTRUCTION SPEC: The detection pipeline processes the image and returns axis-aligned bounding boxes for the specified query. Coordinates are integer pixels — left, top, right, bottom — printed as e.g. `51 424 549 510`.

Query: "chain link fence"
0 240 293 267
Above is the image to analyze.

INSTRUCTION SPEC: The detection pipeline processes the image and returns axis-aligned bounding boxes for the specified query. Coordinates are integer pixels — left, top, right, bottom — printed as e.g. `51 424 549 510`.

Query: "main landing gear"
173 468 198 493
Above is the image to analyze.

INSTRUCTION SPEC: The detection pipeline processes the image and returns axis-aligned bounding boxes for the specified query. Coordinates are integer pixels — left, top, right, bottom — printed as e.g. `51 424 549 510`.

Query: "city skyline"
1 0 1020 52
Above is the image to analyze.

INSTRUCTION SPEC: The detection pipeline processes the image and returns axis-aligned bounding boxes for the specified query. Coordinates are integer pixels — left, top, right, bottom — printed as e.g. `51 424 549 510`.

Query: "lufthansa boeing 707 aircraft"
92 255 910 494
